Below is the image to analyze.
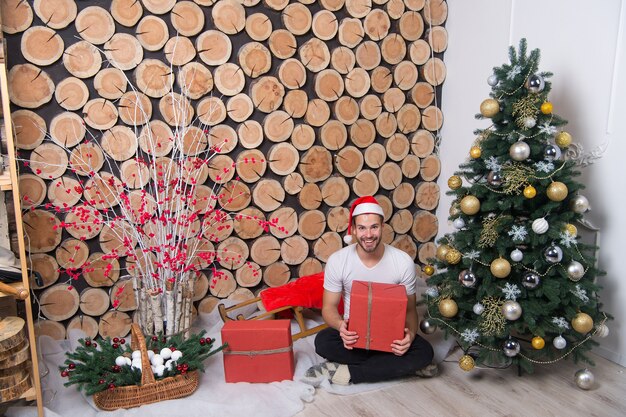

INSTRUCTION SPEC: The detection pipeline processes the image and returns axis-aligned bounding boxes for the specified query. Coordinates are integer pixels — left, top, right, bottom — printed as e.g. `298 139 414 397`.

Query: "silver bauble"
544 245 564 263
553 335 567 349
522 117 536 129
487 74 499 86
509 141 531 161
521 272 541 289
487 170 503 187
544 144 562 161
595 324 610 338
458 269 477 288
510 249 524 262
453 217 466 229
575 368 595 390
419 319 437 335
570 195 590 213
473 303 484 315
525 74 545 93
502 300 522 320
567 261 585 281
502 338 521 357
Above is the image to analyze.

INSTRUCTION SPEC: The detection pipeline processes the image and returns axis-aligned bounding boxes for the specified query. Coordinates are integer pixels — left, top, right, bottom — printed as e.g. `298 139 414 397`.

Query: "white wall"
438 0 626 366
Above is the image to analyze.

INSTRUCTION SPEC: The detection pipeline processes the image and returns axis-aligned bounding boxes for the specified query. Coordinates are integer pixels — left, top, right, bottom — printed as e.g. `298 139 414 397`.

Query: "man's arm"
321 289 359 349
391 293 418 356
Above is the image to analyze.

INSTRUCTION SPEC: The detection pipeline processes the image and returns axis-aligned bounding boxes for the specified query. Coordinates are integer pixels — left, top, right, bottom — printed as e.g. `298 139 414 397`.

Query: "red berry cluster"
176 363 189 374
60 362 76 377
199 337 212 346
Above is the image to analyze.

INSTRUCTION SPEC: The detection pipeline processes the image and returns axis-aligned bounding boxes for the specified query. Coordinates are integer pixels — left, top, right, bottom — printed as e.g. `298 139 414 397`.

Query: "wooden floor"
296 349 626 417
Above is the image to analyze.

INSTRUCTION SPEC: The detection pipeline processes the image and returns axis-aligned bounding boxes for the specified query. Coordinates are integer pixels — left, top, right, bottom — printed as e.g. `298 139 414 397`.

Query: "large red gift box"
348 281 407 352
221 319 294 383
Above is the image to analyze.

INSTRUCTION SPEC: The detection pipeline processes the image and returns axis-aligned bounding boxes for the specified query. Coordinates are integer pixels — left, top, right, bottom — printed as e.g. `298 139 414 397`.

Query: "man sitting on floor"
304 196 437 385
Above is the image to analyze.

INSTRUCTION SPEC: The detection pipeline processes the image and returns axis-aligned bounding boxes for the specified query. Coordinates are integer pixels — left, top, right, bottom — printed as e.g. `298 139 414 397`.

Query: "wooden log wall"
1 0 447 340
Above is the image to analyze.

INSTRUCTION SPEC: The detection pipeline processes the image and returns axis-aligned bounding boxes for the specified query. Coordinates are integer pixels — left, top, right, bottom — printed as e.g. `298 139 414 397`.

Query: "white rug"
6 306 453 417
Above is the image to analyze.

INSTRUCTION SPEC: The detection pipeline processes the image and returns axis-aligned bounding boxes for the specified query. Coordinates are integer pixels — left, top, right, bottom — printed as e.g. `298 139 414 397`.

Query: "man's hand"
339 320 359 349
391 328 413 356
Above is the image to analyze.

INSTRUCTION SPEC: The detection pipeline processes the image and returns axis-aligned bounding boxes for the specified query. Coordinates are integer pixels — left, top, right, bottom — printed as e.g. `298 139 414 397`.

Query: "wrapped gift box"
221 319 294 383
348 281 407 352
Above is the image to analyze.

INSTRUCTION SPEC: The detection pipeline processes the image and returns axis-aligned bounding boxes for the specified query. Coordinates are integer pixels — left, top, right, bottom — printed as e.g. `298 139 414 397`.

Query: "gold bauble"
531 336 546 350
572 312 594 334
449 204 461 216
459 354 475 371
547 181 568 202
423 265 435 276
460 195 480 215
540 102 553 114
436 244 451 261
523 185 537 199
448 175 462 190
469 146 482 159
445 249 462 265
480 98 500 117
490 258 511 278
555 131 572 148
439 298 458 318
564 223 578 237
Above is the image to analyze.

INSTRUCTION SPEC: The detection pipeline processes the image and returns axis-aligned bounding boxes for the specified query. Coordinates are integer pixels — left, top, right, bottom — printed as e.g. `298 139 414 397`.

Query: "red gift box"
221 319 294 383
348 281 407 352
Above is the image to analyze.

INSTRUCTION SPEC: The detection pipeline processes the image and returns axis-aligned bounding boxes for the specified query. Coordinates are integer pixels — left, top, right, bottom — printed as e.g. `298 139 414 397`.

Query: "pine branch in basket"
60 331 226 396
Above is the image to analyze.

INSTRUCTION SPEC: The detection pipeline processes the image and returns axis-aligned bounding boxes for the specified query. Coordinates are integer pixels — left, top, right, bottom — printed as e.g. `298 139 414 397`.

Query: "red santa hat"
344 196 384 244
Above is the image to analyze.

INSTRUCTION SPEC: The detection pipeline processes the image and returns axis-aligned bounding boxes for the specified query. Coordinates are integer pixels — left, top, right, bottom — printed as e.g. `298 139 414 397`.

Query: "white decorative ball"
473 303 485 315
160 347 173 360
131 350 141 359
553 335 567 349
510 249 523 262
151 354 164 366
596 324 610 338
125 357 132 366
115 356 127 367
570 195 590 213
509 141 531 161
171 350 183 362
522 117 536 129
147 350 155 360
453 218 466 229
502 300 522 320
532 218 549 234
154 364 166 377
165 359 175 370
487 75 499 86
575 368 595 390
567 261 585 281
131 359 142 370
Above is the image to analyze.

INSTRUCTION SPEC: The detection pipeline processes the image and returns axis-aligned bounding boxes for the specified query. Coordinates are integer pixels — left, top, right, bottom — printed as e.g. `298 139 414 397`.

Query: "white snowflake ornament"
559 231 577 248
502 283 522 301
461 328 480 344
508 225 528 242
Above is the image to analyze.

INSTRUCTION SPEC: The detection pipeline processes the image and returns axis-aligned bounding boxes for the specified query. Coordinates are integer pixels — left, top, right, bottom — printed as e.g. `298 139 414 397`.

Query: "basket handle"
130 323 156 386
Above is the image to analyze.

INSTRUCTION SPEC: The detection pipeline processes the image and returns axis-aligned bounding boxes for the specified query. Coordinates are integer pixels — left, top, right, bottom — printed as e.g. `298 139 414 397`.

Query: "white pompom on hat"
343 196 384 244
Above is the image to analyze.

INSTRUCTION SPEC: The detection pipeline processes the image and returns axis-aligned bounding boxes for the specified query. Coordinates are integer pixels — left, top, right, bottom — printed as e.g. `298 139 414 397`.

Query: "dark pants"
314 327 434 383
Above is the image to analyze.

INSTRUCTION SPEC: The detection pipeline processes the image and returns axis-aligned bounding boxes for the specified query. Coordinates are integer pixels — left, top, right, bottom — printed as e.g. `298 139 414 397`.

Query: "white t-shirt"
324 244 417 319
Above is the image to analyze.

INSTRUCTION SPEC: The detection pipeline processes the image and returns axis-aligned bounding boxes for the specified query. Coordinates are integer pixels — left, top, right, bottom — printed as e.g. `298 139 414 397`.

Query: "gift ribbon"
223 345 293 356
366 282 372 350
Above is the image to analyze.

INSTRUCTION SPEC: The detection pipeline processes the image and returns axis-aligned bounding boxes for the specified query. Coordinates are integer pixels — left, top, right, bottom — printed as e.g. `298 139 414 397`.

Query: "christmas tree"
422 39 610 374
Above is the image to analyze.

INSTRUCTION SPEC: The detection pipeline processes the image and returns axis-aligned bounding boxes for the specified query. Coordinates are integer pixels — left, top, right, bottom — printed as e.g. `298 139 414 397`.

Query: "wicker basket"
93 324 200 411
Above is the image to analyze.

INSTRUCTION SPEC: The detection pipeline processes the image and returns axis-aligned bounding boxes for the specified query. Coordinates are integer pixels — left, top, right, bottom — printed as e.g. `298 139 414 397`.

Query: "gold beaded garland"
460 195 480 215
445 249 462 265
555 131 572 148
469 146 482 159
490 258 511 278
523 185 537 199
540 102 553 114
448 175 462 190
532 336 546 349
459 354 475 371
480 98 500 117
547 181 568 202
572 312 594 334
439 298 459 318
